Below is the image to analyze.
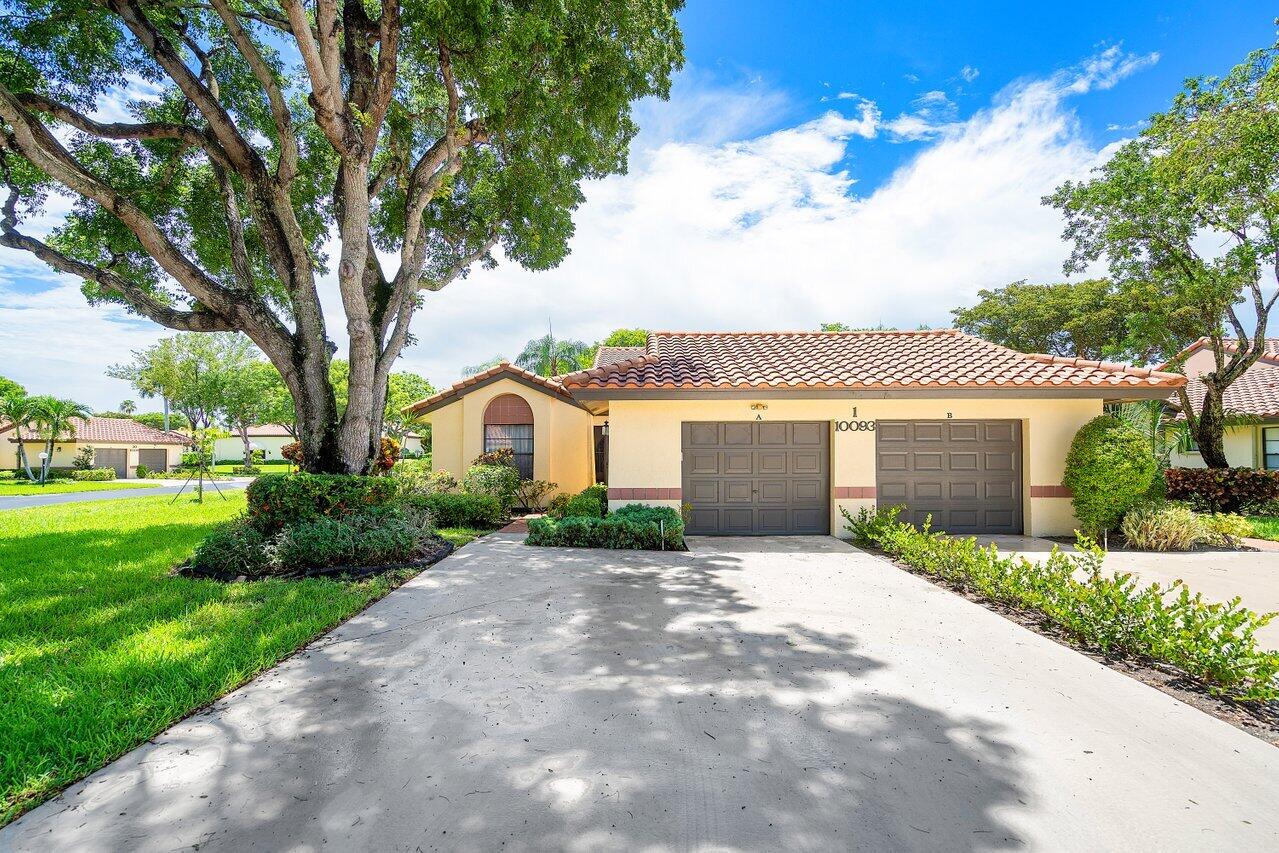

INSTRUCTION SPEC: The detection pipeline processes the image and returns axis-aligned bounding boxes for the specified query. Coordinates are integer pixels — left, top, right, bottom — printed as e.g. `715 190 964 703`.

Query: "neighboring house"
213 424 295 462
1166 337 1279 469
0 416 191 478
407 330 1183 537
213 425 425 461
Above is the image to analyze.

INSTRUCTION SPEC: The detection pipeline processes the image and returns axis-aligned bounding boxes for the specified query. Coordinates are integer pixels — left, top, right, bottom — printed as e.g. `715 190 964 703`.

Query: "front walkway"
984 535 1279 648
4 534 1277 850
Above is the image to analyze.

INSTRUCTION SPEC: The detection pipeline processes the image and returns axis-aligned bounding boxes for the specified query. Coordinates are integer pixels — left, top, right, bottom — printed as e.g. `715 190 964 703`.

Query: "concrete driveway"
4 534 1278 851
986 536 1279 649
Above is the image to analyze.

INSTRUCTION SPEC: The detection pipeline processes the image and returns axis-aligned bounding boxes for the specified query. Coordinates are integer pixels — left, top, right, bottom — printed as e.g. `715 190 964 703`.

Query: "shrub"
71 446 95 470
1120 501 1200 551
134 464 150 478
526 504 684 550
187 519 272 577
1198 512 1253 548
0 470 15 481
251 448 266 464
232 465 261 475
546 492 572 519
273 508 425 570
579 483 608 516
848 506 1279 702
245 473 400 533
1063 415 1157 537
70 468 116 481
463 464 520 510
401 491 506 528
1165 467 1279 514
373 436 401 474
280 440 304 465
391 460 457 495
563 492 605 519
472 447 515 468
515 479 557 510
841 504 904 545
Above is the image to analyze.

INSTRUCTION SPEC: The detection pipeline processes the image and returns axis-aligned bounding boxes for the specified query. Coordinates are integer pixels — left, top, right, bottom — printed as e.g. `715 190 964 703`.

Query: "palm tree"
119 399 137 415
0 394 38 481
514 333 592 377
31 397 93 484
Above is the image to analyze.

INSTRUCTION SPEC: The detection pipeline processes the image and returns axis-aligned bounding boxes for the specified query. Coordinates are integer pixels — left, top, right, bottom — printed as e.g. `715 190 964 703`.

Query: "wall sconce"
750 403 768 411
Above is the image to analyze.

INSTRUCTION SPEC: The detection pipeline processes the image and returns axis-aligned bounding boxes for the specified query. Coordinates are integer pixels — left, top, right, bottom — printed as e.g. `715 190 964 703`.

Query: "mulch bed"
863 545 1279 746
176 536 455 583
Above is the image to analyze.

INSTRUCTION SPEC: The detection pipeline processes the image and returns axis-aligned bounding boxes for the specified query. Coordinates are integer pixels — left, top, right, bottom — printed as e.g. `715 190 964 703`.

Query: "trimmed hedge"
246 473 399 533
400 491 506 529
1062 415 1157 536
846 505 1279 702
70 468 116 481
1165 467 1279 514
0 471 15 481
526 504 684 550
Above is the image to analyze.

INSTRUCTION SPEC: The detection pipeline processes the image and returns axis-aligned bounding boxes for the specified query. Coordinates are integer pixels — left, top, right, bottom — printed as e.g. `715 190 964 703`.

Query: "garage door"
681 421 829 535
876 420 1022 534
138 448 168 474
95 448 128 479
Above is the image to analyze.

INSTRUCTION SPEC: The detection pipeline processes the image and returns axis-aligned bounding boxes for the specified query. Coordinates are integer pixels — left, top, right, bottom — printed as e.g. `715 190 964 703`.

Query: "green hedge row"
246 473 400 532
399 492 506 529
70 468 116 481
845 506 1279 702
527 504 684 550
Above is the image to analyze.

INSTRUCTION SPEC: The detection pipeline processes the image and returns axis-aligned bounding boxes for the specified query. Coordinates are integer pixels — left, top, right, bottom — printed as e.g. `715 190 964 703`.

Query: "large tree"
1047 43 1279 468
951 279 1149 361
109 332 257 432
0 0 683 473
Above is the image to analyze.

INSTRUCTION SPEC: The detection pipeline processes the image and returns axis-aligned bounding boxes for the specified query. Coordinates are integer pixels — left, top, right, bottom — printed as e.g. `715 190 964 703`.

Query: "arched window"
483 394 534 479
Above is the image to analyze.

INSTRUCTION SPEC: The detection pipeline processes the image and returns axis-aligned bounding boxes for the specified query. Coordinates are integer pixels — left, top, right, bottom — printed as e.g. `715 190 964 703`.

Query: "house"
213 425 425 462
0 416 191 478
406 330 1183 537
1166 337 1279 469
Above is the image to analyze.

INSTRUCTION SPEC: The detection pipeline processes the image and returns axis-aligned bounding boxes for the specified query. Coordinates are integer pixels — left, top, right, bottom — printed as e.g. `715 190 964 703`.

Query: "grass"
0 493 418 825
0 480 159 496
1246 516 1279 542
210 460 295 474
437 526 490 548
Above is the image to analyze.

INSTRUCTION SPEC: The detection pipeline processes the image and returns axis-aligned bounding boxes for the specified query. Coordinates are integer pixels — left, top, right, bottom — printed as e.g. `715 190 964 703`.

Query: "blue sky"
0 2 1275 410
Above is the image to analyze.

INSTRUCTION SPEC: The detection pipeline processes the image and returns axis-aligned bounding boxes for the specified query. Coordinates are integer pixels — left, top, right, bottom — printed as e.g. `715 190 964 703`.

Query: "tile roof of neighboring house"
1162 337 1279 370
592 346 646 369
1 416 192 445
244 424 294 437
403 362 579 415
559 330 1186 392
1169 365 1279 419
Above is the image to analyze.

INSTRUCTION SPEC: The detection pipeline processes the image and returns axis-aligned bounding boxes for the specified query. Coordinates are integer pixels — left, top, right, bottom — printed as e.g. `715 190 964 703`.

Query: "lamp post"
37 451 48 486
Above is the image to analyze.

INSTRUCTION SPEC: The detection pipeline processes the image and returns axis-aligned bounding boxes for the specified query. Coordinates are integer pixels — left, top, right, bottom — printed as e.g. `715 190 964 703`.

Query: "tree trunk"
287 343 346 474
15 439 35 482
1191 384 1230 469
239 424 253 466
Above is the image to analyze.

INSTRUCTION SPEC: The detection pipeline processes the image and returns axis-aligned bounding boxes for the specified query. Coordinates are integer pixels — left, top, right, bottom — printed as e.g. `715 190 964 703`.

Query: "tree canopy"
950 279 1150 361
108 331 257 431
0 375 24 398
1046 41 1279 467
0 0 684 472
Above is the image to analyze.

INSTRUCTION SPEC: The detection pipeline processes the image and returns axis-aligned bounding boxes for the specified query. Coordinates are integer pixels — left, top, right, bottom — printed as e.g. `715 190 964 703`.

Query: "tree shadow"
7 536 1030 851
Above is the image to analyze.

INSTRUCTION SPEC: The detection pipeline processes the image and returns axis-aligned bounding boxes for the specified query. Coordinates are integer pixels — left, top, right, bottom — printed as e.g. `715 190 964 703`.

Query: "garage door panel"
137 448 167 473
682 421 829 535
95 448 128 479
877 420 1022 535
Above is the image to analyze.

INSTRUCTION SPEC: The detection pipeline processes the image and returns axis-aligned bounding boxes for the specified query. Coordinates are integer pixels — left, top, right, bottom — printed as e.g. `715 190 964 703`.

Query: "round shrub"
563 492 605 519
1063 415 1157 537
188 520 271 577
463 464 520 510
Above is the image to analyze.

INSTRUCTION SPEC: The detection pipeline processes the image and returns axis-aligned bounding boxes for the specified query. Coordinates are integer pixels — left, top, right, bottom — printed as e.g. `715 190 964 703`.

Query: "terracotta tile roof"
1170 365 1279 419
592 346 646 369
1162 337 1279 369
2 416 192 445
559 330 1185 392
404 362 577 415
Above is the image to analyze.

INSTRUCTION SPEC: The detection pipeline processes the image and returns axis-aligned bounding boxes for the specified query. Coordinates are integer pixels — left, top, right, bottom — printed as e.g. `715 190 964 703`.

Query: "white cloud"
884 90 959 141
960 65 980 83
0 49 1160 405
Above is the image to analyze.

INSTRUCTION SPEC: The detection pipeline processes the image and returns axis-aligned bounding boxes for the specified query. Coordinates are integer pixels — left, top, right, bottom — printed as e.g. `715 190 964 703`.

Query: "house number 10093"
834 420 875 432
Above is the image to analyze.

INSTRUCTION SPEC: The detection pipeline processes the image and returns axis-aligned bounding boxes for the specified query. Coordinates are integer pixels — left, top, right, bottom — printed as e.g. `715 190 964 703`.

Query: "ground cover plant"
1248 516 1279 541
0 494 416 825
527 502 685 550
844 506 1279 703
1165 468 1279 514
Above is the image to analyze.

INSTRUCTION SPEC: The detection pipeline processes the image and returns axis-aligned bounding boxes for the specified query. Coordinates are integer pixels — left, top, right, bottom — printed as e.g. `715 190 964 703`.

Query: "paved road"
4 535 1277 851
0 479 249 510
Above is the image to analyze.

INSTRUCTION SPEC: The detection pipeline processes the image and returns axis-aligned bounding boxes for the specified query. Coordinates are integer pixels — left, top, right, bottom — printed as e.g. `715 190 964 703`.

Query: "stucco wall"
214 435 294 462
1 440 182 478
421 377 594 494
606 396 1103 537
1168 426 1258 469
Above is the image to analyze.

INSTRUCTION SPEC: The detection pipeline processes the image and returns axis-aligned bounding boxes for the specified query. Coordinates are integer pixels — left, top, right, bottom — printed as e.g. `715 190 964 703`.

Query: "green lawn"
0 480 159 496
0 494 418 825
438 526 490 548
1247 516 1279 541
211 460 295 474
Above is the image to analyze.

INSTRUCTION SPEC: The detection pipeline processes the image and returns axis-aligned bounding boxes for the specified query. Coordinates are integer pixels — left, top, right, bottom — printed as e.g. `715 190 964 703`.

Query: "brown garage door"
876 420 1022 535
94 448 128 479
682 421 829 535
137 448 168 474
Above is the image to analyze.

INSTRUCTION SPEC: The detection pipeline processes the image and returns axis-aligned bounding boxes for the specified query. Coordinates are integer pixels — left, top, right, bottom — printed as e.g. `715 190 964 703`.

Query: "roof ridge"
647 328 961 337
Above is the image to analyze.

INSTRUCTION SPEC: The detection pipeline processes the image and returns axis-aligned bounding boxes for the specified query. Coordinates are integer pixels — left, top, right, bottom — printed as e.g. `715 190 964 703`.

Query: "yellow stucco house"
0 416 191 478
407 330 1183 537
1166 338 1279 470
